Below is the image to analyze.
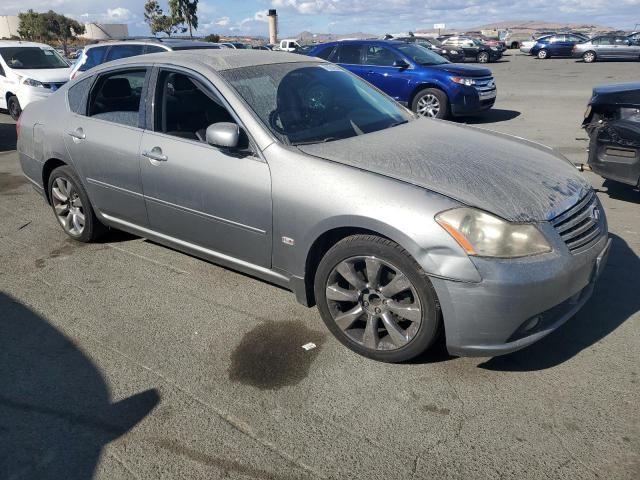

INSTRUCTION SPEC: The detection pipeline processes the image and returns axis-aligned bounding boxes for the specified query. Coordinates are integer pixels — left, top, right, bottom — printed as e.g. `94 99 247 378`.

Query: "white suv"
0 41 71 120
70 39 223 80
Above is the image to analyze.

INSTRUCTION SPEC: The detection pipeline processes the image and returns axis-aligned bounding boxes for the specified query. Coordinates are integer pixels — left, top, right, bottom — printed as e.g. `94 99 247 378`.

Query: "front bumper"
450 86 497 116
432 234 611 357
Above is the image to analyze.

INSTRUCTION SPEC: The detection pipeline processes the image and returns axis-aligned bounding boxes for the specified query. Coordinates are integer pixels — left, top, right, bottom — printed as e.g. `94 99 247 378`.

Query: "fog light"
523 315 542 332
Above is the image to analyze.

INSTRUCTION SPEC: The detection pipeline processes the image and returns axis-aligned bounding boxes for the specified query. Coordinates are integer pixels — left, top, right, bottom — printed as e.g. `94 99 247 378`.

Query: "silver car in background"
573 35 640 63
17 50 610 362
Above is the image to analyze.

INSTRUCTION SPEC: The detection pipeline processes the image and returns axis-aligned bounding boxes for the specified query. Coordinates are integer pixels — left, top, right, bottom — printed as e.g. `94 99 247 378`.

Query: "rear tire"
477 51 490 63
537 49 549 59
7 95 21 121
47 165 106 242
411 88 449 119
314 235 441 363
510 41 519 49
583 51 596 63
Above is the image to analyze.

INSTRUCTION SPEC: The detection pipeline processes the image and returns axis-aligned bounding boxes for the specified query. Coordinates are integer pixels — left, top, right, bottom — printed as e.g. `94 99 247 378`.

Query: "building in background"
0 15 128 40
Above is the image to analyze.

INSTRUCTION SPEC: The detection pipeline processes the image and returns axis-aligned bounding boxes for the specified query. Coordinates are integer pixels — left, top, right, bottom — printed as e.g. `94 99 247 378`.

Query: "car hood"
13 68 71 83
298 119 590 222
426 63 492 77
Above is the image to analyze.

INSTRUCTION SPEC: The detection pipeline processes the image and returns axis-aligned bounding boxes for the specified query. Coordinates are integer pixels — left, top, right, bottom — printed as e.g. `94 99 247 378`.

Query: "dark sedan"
530 33 589 59
394 36 465 63
582 83 640 187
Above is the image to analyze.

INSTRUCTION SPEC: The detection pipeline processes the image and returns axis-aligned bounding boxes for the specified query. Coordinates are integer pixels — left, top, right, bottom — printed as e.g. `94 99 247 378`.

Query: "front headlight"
435 208 552 258
23 78 45 88
450 76 476 86
450 49 459 54
490 46 498 51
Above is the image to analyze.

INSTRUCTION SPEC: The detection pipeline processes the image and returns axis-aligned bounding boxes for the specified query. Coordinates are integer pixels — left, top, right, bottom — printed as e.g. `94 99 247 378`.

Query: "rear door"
139 67 272 267
64 67 150 226
595 37 614 58
334 44 366 79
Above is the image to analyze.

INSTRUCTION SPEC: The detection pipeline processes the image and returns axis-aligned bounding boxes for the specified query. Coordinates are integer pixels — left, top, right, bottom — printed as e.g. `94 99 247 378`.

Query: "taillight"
71 71 76 80
16 114 22 138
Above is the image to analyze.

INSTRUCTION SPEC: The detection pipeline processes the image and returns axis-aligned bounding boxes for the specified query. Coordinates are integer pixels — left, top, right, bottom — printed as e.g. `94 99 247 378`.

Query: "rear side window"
337 45 362 64
314 45 336 60
67 76 93 115
80 46 107 72
145 45 166 54
88 69 147 127
105 45 145 62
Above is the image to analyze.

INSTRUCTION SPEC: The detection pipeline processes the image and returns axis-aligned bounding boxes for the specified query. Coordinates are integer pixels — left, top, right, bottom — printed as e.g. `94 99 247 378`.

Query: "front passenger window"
88 69 147 127
366 46 398 66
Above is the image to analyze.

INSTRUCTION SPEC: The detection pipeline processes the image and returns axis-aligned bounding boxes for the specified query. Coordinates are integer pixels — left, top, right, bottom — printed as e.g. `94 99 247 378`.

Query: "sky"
1 0 639 37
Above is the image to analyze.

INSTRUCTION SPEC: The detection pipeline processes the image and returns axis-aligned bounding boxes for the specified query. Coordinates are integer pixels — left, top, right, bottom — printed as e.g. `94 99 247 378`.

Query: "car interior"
156 71 236 142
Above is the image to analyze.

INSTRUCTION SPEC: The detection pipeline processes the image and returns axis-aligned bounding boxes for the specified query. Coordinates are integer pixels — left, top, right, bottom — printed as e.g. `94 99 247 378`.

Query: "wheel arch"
42 158 69 204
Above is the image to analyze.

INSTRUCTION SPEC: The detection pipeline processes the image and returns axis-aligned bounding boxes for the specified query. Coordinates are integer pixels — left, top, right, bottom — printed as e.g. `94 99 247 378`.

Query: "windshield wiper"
389 120 408 128
292 137 340 146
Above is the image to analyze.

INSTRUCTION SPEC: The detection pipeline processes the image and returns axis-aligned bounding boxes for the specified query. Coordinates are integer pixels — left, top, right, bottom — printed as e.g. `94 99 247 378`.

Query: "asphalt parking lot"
0 52 638 480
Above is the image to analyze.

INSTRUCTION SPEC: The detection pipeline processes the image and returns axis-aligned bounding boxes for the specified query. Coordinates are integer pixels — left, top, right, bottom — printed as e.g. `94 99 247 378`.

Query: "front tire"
477 51 490 63
7 95 21 121
583 51 596 63
47 165 106 242
314 235 441 363
537 49 549 59
411 88 449 119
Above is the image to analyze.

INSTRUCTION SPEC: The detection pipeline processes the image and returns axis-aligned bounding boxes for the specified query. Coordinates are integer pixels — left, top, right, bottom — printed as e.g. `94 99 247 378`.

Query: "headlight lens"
450 49 459 54
435 208 552 258
23 78 44 88
450 76 476 86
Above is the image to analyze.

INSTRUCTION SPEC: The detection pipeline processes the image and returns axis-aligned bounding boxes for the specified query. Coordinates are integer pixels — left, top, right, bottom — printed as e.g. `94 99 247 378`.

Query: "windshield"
220 62 413 145
0 46 69 69
395 43 448 65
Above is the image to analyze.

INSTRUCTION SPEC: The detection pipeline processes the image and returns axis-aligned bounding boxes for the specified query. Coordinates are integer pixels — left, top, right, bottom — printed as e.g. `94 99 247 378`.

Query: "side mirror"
206 122 240 149
393 59 410 69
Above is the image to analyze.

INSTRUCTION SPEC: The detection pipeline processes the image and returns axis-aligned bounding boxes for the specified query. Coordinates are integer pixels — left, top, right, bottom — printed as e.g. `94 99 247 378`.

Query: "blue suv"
307 40 496 119
529 33 589 59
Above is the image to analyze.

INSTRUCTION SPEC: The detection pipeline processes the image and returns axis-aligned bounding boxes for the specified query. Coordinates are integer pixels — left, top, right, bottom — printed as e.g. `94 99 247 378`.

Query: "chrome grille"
473 76 496 93
551 190 603 253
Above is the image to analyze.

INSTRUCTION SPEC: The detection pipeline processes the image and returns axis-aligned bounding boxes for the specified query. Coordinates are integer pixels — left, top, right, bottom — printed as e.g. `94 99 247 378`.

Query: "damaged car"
582 83 640 187
17 50 610 362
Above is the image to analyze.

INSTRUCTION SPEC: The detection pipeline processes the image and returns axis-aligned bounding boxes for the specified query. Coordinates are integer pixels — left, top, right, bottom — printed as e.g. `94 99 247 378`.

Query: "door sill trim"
100 213 289 287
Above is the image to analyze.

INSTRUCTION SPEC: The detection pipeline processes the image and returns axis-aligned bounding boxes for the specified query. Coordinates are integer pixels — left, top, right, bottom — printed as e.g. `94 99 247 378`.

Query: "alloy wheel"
325 256 423 351
583 52 595 63
51 177 85 236
416 94 440 118
538 49 548 59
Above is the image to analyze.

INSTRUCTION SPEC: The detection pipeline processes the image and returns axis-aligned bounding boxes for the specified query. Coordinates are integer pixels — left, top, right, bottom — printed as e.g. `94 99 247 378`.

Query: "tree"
42 11 85 56
18 10 47 42
144 0 186 37
204 34 220 43
171 0 199 39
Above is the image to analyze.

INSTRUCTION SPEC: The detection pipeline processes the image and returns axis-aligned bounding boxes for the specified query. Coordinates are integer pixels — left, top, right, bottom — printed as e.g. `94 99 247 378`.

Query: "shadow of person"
480 234 639 372
0 293 160 479
458 109 521 125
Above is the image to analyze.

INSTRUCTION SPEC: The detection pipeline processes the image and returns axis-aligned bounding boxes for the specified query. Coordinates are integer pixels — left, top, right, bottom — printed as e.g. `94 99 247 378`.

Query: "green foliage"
144 0 186 37
170 0 199 38
204 33 220 43
17 9 85 54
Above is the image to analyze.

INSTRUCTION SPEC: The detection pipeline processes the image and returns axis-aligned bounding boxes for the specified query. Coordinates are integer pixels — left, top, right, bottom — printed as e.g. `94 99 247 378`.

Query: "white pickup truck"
277 39 301 52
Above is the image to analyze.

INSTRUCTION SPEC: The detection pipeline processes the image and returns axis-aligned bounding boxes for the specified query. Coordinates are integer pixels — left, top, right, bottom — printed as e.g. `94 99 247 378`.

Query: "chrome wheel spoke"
336 261 366 290
365 257 382 288
380 272 411 298
72 213 83 232
387 301 421 322
54 203 69 215
326 284 359 302
362 315 379 349
52 186 68 203
334 305 364 331
381 312 409 347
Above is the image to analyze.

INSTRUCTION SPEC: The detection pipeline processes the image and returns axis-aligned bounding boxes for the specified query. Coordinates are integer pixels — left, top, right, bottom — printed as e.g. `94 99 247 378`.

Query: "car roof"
318 39 405 47
102 49 322 72
0 40 56 49
85 39 217 50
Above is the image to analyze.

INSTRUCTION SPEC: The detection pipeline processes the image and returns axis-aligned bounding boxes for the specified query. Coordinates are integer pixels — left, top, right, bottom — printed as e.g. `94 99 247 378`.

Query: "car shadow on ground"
0 292 160 480
458 108 521 124
0 118 17 152
480 234 639 372
596 179 640 204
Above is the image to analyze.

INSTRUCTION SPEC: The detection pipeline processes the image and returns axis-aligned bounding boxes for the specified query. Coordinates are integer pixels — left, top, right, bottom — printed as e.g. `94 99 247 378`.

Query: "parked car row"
522 32 640 62
15 48 611 362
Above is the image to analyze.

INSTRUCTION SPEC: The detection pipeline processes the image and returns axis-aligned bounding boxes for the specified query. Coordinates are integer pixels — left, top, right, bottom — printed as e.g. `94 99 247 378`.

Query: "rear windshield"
0 46 69 69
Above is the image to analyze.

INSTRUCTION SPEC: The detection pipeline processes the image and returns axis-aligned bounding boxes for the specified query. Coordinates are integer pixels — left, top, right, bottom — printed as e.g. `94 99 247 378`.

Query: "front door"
139 68 272 267
362 46 410 102
64 67 149 226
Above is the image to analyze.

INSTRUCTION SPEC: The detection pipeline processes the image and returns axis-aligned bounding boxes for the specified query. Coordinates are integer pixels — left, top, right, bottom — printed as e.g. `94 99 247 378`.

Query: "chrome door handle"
142 148 168 162
68 128 85 140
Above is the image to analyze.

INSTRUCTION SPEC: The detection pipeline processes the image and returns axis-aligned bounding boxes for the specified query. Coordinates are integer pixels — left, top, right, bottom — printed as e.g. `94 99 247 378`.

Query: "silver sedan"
16 50 611 362
573 35 640 63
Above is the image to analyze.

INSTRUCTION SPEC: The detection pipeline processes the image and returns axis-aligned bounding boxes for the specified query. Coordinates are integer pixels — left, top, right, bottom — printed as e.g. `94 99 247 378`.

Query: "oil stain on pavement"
228 320 326 390
0 171 28 194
